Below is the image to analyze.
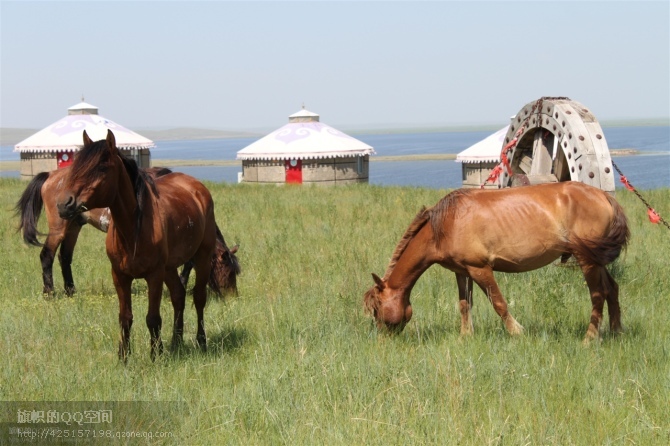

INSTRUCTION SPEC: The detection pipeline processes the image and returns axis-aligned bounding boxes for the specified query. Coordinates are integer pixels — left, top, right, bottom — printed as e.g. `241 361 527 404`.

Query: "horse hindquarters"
570 194 628 342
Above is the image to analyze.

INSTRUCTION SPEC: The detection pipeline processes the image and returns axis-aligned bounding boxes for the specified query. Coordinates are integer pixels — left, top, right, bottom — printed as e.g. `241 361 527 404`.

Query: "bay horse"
15 165 173 296
364 182 630 343
56 130 239 361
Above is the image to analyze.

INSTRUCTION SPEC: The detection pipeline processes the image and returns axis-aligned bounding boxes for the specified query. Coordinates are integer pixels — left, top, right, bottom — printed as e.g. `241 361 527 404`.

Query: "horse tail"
14 171 50 246
208 224 241 296
569 194 630 267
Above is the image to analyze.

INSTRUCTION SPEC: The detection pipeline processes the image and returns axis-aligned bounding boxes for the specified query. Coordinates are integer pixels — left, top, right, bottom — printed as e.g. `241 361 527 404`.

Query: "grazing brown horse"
15 165 172 296
180 238 240 296
56 130 239 361
364 182 630 342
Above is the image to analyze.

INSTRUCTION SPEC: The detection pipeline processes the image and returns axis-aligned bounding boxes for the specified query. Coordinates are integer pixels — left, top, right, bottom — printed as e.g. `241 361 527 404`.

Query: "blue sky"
1 1 668 131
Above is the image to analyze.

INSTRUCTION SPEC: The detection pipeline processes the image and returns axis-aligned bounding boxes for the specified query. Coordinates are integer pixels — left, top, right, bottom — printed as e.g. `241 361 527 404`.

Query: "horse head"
57 130 122 220
216 243 241 295
363 273 413 333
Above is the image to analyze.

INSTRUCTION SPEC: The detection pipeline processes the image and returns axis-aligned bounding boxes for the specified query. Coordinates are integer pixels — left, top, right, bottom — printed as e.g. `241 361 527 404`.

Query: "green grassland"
1 178 669 445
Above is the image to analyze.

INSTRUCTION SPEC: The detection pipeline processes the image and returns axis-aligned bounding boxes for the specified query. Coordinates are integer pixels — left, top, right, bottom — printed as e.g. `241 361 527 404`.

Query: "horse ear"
230 244 239 254
106 130 117 153
83 130 93 147
371 273 385 290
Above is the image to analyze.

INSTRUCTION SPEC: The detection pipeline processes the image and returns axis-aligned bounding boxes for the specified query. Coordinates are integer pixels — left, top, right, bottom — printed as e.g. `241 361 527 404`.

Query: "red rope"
480 138 518 188
613 162 669 229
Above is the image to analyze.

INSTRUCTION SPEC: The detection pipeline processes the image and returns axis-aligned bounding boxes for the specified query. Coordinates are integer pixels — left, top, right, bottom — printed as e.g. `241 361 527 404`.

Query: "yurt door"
285 159 302 184
57 151 74 169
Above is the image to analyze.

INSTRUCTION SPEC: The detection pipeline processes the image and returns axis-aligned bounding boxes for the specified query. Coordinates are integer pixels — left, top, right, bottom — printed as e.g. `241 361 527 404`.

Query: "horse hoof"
118 344 130 363
460 325 474 336
171 336 184 352
610 324 625 335
150 340 164 362
582 327 602 346
196 335 207 352
582 336 602 346
506 317 524 336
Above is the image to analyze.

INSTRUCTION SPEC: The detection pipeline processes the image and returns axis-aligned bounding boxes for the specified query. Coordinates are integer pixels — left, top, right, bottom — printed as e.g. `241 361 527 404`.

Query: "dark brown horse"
56 130 239 361
364 182 630 343
15 165 172 296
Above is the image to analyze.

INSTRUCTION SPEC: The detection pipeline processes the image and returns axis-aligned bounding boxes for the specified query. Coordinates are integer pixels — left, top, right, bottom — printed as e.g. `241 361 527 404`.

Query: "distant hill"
2 119 667 146
137 127 262 141
0 128 37 146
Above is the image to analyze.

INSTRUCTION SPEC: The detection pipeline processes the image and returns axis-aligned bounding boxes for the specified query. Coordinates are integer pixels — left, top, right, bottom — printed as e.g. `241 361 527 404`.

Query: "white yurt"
236 107 375 185
14 100 155 180
456 125 508 188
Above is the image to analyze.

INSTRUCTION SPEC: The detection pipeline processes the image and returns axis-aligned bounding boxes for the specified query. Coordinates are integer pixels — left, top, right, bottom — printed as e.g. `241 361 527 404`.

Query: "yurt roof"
455 125 509 164
237 108 375 161
67 101 98 114
14 102 155 153
289 108 319 120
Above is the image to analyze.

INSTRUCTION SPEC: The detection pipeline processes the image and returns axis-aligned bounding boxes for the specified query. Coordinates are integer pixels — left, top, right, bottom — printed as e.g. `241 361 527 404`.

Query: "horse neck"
385 223 437 294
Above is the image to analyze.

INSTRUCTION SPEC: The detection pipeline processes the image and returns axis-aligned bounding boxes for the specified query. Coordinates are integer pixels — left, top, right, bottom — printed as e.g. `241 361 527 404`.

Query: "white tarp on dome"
15 112 155 153
237 114 375 161
456 125 509 164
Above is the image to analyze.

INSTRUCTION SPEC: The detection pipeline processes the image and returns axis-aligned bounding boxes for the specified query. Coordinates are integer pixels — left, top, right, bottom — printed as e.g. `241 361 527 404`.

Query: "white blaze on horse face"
99 208 111 232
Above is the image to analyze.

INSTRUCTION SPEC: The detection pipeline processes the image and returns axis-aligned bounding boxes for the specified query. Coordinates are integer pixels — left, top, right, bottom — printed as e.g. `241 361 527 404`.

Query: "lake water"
2 126 668 189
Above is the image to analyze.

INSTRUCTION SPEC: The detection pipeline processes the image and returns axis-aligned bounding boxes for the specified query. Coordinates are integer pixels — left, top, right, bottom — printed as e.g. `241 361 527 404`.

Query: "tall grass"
1 178 669 445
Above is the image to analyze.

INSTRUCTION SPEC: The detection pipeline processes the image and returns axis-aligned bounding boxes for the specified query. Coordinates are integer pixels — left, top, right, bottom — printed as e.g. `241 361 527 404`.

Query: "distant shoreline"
0 149 656 173
2 119 669 146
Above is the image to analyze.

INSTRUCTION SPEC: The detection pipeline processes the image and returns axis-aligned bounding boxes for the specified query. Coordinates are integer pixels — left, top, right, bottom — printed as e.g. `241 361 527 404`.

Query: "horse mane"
427 189 472 241
382 207 431 280
69 139 158 240
382 189 473 280
122 156 159 241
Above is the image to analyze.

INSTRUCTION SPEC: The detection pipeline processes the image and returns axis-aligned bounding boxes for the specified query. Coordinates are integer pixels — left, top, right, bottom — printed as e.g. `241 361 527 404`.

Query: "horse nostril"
58 195 79 219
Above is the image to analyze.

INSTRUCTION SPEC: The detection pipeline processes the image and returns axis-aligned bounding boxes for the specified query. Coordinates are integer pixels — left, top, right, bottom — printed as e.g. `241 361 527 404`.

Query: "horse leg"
112 269 133 362
145 273 165 362
456 273 474 335
468 266 524 335
580 264 608 343
164 268 186 351
192 257 211 352
39 232 65 296
179 260 193 288
58 223 82 296
39 244 57 296
604 269 623 334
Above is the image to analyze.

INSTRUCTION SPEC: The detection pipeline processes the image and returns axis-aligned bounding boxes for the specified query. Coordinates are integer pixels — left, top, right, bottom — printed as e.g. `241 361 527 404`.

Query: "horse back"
437 182 626 272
